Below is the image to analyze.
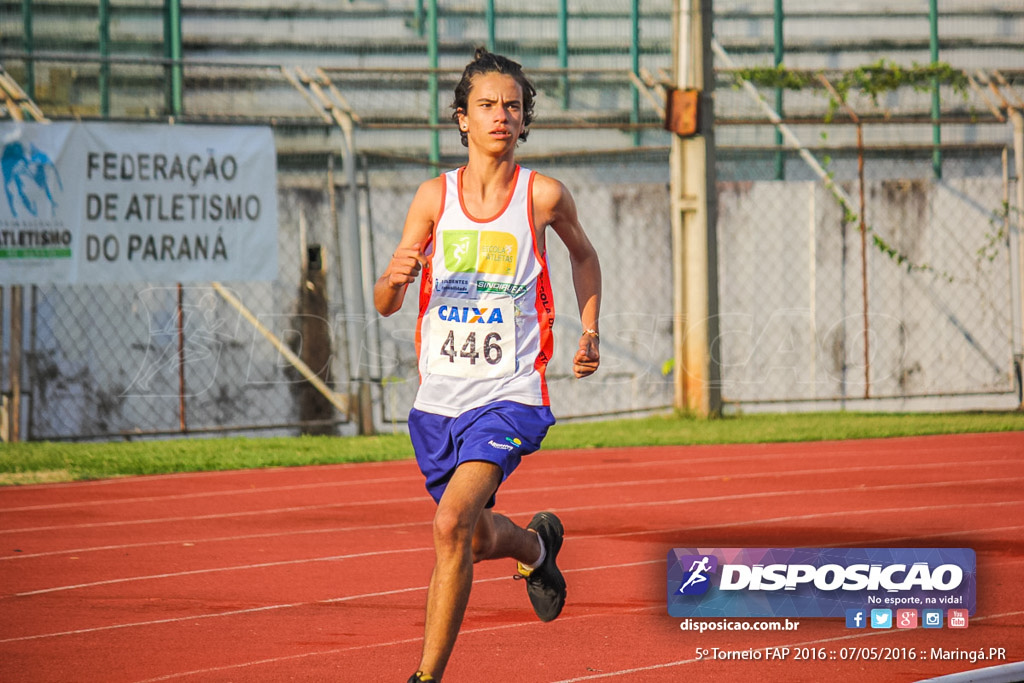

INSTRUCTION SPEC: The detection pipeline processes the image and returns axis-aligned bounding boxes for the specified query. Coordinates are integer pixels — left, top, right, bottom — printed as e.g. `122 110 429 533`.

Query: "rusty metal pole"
176 283 187 433
819 74 871 398
9 286 23 442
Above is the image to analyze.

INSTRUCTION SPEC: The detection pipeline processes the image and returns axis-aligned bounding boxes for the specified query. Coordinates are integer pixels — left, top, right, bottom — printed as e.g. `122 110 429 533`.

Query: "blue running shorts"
408 401 556 508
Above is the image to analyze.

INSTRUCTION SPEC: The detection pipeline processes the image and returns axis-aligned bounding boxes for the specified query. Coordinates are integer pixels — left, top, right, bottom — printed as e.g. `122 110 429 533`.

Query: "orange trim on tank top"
456 165 521 224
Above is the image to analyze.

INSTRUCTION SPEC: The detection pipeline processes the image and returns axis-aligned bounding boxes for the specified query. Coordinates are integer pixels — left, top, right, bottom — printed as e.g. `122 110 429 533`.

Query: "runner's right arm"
374 178 442 317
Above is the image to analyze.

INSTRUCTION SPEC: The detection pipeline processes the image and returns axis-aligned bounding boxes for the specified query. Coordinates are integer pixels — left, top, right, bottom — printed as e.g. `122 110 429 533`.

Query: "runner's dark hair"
451 48 536 147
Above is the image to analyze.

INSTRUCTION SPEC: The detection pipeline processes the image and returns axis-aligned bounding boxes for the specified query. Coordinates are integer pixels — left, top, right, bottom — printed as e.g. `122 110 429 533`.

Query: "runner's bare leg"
416 461 541 678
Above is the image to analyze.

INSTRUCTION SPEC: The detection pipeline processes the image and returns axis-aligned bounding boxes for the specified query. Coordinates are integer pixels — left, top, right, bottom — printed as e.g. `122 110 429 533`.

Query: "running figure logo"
2 141 63 218
677 554 718 595
443 230 478 273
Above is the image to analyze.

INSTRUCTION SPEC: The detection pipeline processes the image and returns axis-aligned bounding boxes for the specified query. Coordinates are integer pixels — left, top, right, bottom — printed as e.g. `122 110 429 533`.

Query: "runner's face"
458 73 525 151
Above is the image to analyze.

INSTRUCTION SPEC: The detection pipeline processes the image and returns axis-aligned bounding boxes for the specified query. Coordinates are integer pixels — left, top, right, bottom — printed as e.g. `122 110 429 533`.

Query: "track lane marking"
4 530 1021 642
3 439 1017 512
3 471 1019 536
4 495 1021 596
548 610 1024 682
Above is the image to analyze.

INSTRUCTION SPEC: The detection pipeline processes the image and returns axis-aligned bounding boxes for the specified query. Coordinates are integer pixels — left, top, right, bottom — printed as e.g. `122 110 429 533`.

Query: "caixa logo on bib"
667 548 976 618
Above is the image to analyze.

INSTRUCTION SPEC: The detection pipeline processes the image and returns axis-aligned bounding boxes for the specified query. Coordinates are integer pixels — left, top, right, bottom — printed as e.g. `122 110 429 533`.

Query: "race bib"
426 296 516 379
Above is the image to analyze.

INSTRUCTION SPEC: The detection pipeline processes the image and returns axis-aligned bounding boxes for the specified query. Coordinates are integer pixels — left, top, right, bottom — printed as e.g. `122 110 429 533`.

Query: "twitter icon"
871 609 893 629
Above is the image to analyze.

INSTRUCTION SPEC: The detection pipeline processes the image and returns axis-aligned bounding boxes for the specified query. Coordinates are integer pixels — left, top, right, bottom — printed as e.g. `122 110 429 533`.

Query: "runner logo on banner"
1 121 278 284
667 548 976 618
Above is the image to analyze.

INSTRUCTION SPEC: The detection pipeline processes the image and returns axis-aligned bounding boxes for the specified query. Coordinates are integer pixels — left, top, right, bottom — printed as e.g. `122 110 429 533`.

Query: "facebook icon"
846 609 867 628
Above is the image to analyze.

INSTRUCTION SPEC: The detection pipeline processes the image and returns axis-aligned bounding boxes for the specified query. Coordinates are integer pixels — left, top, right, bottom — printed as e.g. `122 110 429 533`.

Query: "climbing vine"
833 60 968 102
725 59 980 280
978 202 1019 264
731 59 970 116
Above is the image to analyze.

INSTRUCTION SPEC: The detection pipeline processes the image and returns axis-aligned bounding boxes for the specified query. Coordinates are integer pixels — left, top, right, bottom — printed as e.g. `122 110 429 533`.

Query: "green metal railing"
163 0 183 117
21 0 34 99
630 0 641 146
16 0 183 117
773 0 784 179
929 0 942 178
9 0 961 171
412 0 644 149
99 0 109 116
428 0 439 170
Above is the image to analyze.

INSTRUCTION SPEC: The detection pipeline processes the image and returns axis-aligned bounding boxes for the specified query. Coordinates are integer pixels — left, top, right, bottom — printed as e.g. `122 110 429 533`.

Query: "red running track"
1 431 1022 682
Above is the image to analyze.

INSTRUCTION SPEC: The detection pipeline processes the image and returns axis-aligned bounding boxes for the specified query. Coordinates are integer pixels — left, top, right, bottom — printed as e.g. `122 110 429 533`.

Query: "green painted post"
99 0 110 117
631 0 641 146
929 0 942 178
414 0 425 36
22 0 34 100
773 0 784 179
428 0 440 172
559 0 569 109
486 0 496 52
163 0 183 116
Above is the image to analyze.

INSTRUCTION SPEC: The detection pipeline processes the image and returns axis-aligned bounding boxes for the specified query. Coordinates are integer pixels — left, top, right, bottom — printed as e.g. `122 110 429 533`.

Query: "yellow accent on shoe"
517 561 534 577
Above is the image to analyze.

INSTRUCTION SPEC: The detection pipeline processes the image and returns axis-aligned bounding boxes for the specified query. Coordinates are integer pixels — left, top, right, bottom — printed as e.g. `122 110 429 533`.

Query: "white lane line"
0 474 424 513
0 560 657 644
11 546 435 597
8 498 1018 598
3 439 1016 513
5 482 1019 605
549 475 1024 516
4 470 1019 537
549 610 1024 682
0 494 430 535
132 607 1024 682
129 605 666 683
3 455 1018 556
506 457 1020 496
3 478 1020 595
4 528 1022 643
580 499 1024 542
0 457 416 491
0 519 433 561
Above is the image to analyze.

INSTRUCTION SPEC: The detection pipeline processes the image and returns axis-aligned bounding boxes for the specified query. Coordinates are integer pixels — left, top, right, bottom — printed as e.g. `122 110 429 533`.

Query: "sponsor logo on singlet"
477 280 528 297
442 229 517 276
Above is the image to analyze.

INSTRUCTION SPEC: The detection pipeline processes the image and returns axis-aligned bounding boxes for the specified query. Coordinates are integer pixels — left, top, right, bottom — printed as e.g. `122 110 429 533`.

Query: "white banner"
0 121 278 284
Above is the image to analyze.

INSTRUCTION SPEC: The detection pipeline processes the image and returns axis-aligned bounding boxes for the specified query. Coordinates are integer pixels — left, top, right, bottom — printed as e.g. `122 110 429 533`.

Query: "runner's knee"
432 506 475 552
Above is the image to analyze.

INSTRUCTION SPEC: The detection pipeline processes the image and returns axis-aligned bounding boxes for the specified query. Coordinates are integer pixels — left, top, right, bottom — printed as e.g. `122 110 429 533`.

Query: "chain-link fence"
711 50 1022 411
716 164 1018 409
367 152 676 431
5 150 674 440
2 1 1023 440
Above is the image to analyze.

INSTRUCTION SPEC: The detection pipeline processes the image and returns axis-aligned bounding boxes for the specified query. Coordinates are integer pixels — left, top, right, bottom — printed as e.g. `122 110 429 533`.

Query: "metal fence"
2 1 1023 440
716 163 1019 410
4 150 674 440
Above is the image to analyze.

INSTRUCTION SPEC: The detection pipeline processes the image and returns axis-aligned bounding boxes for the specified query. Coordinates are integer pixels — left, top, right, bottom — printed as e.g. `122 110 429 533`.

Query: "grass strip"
1 411 1021 485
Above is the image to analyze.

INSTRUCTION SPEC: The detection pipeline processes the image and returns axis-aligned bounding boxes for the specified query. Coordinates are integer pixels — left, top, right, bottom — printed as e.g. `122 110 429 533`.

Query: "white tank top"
413 166 554 417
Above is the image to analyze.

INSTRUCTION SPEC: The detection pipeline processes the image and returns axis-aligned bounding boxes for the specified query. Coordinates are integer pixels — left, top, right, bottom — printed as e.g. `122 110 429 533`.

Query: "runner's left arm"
541 177 602 379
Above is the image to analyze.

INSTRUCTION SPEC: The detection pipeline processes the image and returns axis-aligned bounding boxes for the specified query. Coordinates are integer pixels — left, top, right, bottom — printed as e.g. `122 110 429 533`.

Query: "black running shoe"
515 511 566 622
407 672 437 682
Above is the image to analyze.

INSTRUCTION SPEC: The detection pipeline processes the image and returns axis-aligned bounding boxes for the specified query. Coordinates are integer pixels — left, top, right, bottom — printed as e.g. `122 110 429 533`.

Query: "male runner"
374 48 602 683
